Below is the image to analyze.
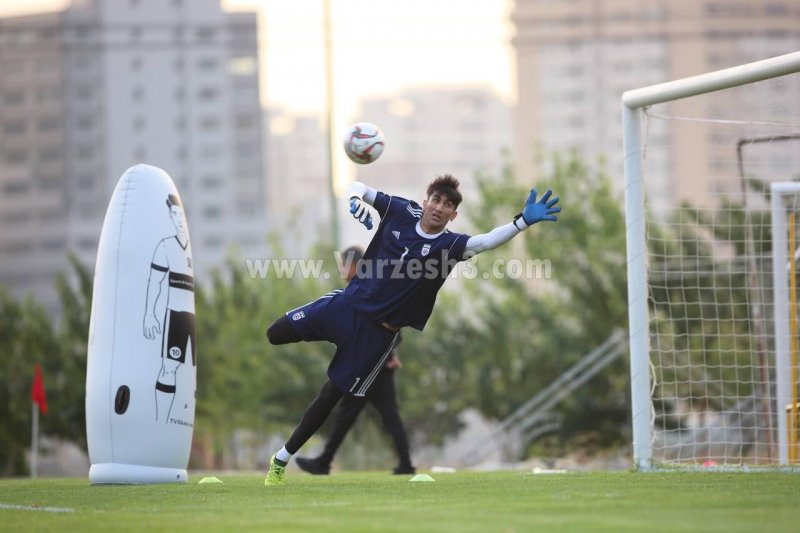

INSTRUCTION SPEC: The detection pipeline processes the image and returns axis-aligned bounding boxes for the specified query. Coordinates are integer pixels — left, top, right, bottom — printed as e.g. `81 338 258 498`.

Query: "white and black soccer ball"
343 122 385 164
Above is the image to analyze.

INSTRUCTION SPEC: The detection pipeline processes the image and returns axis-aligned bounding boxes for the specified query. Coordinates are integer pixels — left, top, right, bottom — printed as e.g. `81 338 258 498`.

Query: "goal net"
623 52 800 469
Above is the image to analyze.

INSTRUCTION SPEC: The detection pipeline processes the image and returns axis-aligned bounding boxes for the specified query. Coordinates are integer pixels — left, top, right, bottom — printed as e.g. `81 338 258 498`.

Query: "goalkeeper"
263 174 560 485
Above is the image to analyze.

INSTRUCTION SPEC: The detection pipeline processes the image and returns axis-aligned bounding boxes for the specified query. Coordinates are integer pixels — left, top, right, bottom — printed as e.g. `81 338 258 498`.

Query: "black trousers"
318 366 412 468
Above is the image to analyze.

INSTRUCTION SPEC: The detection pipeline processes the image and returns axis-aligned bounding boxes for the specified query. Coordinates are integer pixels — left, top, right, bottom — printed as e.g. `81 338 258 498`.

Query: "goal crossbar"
623 51 800 109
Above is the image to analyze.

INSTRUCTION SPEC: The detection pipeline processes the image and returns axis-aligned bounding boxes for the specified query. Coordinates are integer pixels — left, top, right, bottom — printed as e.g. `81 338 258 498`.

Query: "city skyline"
1 0 516 113
4 0 799 310
3 0 516 200
222 0 515 195
0 0 267 310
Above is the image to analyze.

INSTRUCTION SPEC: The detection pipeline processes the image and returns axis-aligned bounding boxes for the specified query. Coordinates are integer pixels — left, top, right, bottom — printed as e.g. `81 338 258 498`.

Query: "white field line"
0 502 75 513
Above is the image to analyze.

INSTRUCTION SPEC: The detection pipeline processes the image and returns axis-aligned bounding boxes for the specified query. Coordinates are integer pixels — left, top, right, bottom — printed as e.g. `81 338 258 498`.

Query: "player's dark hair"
342 245 364 264
426 175 462 207
166 194 182 209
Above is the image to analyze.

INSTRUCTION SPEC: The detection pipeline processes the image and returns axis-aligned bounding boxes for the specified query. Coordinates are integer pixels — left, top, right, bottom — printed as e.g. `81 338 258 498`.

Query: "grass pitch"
1 471 799 532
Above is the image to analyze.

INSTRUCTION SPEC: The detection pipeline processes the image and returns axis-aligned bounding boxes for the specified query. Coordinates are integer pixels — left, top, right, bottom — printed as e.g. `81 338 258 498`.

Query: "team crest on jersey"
421 243 431 256
392 231 400 239
292 311 306 321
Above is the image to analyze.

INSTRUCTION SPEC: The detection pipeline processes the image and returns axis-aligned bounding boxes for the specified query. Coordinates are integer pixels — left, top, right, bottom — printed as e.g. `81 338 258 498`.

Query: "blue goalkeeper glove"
349 197 374 230
513 188 560 230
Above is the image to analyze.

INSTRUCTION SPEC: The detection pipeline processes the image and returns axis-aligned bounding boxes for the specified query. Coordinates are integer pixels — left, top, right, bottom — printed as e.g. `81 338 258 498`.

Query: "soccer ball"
343 122 385 164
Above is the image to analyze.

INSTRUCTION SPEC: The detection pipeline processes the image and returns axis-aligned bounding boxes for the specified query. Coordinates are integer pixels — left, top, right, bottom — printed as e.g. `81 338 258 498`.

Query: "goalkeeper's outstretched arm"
347 181 377 206
465 188 560 257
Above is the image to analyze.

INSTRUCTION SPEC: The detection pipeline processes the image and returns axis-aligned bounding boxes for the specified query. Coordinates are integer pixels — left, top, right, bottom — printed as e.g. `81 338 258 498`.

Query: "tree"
0 254 92 475
0 290 61 475
417 152 632 452
50 254 93 449
647 192 775 441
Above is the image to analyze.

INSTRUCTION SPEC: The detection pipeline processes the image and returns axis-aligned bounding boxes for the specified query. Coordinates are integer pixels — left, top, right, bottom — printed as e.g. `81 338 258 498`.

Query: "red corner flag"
31 363 47 415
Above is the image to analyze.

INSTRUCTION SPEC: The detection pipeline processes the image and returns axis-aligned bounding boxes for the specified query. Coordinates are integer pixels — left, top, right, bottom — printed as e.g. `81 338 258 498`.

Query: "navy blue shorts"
286 290 400 396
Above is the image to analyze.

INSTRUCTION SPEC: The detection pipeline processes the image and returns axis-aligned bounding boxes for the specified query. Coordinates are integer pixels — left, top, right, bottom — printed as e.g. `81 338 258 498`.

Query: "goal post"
770 182 800 465
622 51 800 470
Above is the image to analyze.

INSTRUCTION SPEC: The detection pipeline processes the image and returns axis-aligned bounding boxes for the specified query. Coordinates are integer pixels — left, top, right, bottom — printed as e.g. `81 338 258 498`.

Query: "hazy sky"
0 0 515 115
1 0 515 190
231 0 515 191
227 0 515 115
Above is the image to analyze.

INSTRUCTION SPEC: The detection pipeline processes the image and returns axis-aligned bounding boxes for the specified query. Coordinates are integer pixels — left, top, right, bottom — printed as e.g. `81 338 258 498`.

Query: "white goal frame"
769 182 800 467
622 51 800 470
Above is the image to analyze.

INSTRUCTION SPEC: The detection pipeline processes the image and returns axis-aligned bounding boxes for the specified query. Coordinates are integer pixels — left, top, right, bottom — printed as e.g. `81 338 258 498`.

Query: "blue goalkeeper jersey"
341 192 471 330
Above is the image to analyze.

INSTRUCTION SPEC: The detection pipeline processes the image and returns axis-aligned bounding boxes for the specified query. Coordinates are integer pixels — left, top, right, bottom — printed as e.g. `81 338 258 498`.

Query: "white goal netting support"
622 52 800 470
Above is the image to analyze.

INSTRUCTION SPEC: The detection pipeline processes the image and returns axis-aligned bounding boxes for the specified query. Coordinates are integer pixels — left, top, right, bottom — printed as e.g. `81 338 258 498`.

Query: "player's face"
421 191 458 233
169 205 186 233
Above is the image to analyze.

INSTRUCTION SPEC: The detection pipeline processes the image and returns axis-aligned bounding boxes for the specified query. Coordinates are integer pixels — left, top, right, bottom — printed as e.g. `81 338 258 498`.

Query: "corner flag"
31 363 47 415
